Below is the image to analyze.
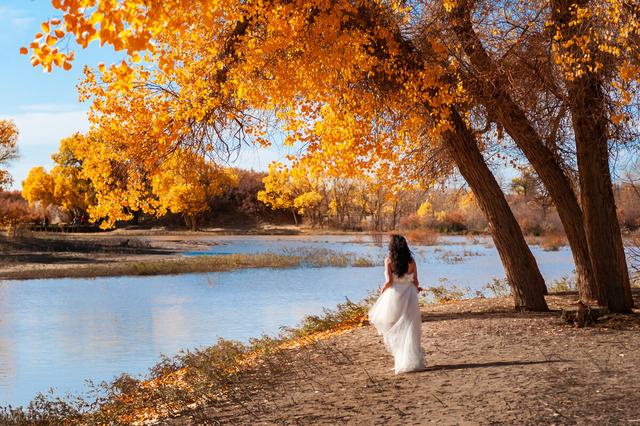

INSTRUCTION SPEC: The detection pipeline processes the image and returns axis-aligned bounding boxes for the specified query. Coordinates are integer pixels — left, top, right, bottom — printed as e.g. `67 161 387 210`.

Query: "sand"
167 292 640 425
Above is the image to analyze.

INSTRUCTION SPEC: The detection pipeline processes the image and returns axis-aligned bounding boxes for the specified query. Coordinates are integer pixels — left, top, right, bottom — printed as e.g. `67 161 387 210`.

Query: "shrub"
422 279 470 303
406 228 439 245
548 275 577 293
540 234 567 251
0 191 39 230
482 278 511 297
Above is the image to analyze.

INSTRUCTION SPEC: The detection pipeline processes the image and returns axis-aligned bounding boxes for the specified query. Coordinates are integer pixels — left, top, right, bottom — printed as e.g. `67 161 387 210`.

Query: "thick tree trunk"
567 75 633 312
449 3 597 302
551 0 633 313
444 109 548 311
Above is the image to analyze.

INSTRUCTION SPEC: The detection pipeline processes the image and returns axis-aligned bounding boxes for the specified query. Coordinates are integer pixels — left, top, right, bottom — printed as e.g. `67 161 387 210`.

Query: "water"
0 235 575 407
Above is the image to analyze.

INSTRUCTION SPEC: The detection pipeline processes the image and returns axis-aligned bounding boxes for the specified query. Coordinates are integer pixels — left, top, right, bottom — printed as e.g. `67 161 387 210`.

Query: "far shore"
0 230 382 281
0 226 611 281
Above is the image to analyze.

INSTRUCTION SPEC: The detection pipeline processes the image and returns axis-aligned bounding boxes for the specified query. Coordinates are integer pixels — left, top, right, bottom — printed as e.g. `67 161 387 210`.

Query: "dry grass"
0 249 376 280
406 228 440 245
538 234 568 251
0 298 371 425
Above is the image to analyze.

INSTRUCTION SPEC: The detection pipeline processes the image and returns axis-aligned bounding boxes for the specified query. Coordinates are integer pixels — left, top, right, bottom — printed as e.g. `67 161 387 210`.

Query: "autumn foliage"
20 0 640 311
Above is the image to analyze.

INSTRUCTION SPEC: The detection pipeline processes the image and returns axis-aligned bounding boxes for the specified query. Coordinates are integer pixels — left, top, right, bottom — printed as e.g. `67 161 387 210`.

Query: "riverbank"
0 233 378 280
173 291 640 425
3 291 638 425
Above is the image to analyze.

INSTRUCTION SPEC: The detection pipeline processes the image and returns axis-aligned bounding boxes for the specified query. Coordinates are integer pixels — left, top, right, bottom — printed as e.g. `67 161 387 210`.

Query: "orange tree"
25 0 552 310
61 131 238 229
22 135 95 219
151 149 238 231
257 162 325 226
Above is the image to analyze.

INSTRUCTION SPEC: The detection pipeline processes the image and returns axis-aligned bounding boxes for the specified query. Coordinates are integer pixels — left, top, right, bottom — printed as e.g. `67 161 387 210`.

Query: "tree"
26 0 550 310
439 0 598 302
0 119 19 189
22 166 56 208
257 162 324 226
152 150 238 230
22 136 96 220
550 0 635 311
435 0 637 311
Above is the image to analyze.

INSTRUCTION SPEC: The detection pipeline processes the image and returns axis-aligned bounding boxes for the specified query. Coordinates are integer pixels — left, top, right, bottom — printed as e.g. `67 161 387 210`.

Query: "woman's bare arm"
380 257 394 293
410 261 423 291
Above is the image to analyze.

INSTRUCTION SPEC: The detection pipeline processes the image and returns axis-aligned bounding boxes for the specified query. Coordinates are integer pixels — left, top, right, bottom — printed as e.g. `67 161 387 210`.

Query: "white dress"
368 263 426 374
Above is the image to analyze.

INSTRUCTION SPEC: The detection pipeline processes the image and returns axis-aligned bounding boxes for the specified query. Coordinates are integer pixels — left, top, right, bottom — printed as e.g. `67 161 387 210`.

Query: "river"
0 235 576 407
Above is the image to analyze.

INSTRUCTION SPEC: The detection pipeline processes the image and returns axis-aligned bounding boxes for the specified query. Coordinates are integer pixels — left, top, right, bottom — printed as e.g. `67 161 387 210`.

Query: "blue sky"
0 0 108 189
0 0 292 190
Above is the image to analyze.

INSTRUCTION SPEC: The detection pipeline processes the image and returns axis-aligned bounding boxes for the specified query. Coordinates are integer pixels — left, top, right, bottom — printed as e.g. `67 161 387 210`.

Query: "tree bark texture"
443 109 549 311
551 0 633 313
449 2 598 302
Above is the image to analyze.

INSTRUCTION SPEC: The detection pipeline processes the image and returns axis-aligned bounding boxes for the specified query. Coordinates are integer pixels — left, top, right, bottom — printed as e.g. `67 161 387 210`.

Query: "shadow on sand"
421 359 568 373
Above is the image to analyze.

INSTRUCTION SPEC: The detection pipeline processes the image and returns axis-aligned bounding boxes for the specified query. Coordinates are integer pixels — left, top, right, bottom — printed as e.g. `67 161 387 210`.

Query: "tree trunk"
566 75 633 312
184 214 197 231
291 208 298 226
449 2 597 302
551 0 633 313
443 109 548 311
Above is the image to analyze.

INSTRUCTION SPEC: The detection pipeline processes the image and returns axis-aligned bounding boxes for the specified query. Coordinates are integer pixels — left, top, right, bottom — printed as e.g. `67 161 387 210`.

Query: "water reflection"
0 235 576 407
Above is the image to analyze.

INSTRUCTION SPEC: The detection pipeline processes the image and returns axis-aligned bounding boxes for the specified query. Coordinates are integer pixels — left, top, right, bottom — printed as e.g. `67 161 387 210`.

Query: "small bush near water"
479 275 579 297
421 278 474 304
482 278 511 297
406 228 439 246
540 234 567 252
0 298 372 425
547 275 577 293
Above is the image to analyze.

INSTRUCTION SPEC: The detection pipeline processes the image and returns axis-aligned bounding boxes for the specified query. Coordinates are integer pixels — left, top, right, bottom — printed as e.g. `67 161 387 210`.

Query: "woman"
368 234 426 373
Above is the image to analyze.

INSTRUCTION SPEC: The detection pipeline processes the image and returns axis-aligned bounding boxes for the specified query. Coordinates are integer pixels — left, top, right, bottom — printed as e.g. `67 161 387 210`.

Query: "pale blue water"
0 235 575 407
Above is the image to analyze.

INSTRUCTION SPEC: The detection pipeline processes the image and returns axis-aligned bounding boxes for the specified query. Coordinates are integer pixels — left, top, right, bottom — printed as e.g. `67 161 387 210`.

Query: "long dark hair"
388 234 413 277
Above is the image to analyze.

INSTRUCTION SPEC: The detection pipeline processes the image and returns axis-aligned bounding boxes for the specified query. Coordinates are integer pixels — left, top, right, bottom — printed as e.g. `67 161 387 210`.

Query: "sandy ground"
167 292 640 425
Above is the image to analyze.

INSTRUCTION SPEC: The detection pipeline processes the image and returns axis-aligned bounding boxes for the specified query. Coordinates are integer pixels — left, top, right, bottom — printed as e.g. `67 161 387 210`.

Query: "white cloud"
0 6 34 31
3 109 89 147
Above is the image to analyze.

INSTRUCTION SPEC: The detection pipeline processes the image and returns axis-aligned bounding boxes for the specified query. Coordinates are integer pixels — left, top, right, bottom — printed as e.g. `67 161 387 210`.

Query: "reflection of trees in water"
369 233 384 247
151 300 192 356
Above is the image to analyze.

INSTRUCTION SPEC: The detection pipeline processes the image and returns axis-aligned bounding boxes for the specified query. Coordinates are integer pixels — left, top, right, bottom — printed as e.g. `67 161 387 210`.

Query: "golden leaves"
26 0 459 215
549 0 640 86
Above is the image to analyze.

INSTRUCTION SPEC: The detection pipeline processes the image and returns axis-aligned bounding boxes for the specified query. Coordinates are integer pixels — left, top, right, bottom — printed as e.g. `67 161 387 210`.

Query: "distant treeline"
3 167 640 235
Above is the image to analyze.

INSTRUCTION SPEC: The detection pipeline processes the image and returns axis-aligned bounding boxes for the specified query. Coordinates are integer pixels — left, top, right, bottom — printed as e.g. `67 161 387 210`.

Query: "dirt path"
170 293 640 425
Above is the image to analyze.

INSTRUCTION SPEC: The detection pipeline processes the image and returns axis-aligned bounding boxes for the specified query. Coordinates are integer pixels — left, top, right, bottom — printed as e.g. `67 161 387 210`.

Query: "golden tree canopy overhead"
23 0 639 225
23 0 461 220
